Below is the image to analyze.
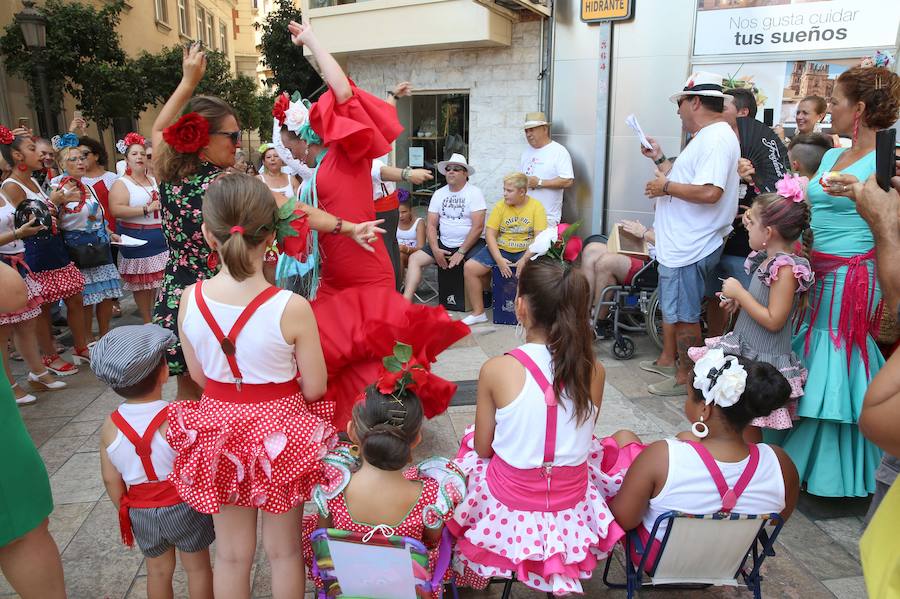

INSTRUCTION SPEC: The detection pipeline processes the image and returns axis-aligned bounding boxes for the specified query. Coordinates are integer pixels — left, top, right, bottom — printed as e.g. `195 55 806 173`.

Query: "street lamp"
16 0 56 136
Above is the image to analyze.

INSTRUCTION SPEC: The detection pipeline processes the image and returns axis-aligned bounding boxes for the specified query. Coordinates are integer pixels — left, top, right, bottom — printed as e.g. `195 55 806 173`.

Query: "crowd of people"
0 14 899 599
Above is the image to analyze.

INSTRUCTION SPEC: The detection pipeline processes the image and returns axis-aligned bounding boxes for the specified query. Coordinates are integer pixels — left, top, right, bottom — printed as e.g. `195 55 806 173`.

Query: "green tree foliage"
256 0 323 98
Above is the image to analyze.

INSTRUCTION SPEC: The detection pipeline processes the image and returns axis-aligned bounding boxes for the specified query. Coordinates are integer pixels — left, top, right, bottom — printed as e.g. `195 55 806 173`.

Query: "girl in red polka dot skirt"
301 343 467 598
448 257 634 596
165 175 337 598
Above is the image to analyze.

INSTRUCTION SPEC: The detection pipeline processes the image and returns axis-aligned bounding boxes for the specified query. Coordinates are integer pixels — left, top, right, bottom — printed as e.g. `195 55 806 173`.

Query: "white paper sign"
408 147 425 168
625 114 653 151
327 539 418 599
694 0 900 56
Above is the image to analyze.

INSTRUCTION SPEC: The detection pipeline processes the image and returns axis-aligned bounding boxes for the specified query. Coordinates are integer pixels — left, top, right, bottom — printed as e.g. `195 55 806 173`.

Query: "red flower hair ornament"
368 342 457 413
162 112 210 154
0 125 13 146
272 92 290 127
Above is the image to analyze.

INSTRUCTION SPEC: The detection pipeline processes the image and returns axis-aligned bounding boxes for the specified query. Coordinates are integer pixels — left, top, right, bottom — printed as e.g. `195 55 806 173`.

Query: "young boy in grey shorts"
92 324 214 599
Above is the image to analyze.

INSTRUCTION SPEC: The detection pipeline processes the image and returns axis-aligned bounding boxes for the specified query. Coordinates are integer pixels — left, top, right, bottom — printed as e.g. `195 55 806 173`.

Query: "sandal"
42 354 79 376
72 346 91 366
28 371 67 391
11 383 37 406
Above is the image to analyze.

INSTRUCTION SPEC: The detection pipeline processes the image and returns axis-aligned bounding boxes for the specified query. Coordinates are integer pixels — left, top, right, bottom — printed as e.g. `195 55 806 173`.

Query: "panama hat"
524 112 550 129
437 153 475 176
669 71 727 104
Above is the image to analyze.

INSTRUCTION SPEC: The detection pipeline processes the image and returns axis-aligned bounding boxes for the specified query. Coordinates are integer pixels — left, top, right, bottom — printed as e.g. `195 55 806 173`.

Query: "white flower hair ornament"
692 349 747 409
272 91 311 135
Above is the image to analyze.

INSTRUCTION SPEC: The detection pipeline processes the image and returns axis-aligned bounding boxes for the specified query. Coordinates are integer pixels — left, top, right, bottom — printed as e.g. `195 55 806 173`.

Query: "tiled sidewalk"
1 304 869 598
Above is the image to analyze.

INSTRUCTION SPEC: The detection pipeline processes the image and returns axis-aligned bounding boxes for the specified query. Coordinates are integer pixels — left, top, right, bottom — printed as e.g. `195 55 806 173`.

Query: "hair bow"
51 133 80 151
0 125 13 145
692 349 746 409
528 221 583 262
775 173 808 203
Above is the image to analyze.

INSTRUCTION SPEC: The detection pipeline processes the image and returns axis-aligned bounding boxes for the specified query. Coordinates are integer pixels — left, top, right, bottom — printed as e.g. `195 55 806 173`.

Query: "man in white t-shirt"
640 71 740 396
519 112 574 227
402 153 486 300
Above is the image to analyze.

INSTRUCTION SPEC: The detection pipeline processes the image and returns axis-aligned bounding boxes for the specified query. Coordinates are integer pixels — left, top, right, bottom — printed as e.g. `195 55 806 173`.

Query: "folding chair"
310 527 458 598
602 511 785 599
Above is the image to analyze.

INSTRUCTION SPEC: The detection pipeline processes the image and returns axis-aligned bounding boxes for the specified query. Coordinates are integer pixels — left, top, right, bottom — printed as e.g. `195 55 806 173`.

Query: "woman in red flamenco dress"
280 17 469 430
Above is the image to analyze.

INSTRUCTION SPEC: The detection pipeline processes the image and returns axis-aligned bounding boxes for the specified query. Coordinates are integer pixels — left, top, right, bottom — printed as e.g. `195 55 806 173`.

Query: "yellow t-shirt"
486 196 547 253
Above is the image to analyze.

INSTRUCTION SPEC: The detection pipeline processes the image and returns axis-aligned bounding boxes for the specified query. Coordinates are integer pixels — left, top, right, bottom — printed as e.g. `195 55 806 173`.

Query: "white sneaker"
462 313 489 326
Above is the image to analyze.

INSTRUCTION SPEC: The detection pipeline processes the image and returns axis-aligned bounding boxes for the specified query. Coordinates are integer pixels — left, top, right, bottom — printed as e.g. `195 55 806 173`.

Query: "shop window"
395 93 469 203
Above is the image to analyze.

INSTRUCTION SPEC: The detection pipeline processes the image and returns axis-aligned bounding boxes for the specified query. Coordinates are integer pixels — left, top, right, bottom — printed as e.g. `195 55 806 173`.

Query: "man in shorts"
640 72 740 396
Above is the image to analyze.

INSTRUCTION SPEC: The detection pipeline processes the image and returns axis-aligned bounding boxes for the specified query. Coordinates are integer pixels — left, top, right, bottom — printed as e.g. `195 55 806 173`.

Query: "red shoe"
71 347 91 366
42 354 79 376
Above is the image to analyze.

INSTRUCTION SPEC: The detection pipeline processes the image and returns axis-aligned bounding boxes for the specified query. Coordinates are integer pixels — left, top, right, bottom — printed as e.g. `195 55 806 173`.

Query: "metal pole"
34 57 55 136
592 23 612 236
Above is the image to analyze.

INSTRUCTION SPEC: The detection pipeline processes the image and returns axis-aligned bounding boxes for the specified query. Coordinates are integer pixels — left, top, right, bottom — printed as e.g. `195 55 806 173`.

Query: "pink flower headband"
775 174 808 203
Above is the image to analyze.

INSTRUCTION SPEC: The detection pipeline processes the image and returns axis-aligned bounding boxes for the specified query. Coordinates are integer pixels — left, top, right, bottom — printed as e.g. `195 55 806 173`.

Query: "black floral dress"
153 162 222 375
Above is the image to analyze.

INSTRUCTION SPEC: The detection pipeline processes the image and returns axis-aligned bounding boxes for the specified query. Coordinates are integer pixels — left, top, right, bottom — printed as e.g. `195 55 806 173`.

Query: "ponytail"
352 387 424 471
201 174 278 281
519 257 595 424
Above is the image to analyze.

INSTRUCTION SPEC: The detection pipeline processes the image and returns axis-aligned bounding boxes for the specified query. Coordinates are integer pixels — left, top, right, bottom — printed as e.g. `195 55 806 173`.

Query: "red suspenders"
110 407 168 481
192 280 281 389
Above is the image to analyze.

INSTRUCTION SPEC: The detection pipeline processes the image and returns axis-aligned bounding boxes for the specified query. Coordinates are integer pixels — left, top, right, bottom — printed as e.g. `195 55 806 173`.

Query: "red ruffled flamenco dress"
304 83 469 430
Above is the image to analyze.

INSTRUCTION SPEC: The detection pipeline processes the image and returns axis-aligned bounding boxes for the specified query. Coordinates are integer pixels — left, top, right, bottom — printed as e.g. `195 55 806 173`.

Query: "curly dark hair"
79 136 108 166
836 66 900 130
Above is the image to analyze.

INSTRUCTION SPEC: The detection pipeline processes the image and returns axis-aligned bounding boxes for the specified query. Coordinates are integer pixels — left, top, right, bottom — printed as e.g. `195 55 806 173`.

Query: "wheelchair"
592 258 660 360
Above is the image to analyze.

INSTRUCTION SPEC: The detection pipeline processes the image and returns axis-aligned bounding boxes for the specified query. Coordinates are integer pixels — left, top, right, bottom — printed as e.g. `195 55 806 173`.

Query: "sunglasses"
211 130 242 145
445 166 466 173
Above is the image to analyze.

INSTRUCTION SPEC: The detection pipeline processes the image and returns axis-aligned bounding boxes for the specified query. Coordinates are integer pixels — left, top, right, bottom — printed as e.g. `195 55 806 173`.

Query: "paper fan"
736 117 790 194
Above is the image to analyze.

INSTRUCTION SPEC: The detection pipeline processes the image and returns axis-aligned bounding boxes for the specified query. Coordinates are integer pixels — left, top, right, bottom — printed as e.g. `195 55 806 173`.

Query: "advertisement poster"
694 0 900 56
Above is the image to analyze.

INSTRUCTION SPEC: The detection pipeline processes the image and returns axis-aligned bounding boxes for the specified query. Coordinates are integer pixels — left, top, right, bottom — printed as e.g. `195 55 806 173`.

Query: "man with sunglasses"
402 153 486 301
639 71 740 397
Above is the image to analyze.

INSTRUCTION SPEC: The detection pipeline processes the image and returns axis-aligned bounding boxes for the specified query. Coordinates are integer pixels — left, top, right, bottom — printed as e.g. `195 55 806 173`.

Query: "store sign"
582 0 633 23
694 0 900 56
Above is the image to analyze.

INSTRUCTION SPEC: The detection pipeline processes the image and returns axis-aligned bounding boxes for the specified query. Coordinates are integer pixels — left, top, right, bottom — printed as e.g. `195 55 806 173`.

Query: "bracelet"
387 90 396 98
331 217 343 235
654 154 668 166
662 181 670 195
400 166 412 182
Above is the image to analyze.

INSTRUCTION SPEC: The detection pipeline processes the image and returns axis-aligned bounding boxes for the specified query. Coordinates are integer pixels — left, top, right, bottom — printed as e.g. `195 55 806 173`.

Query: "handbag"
67 234 112 268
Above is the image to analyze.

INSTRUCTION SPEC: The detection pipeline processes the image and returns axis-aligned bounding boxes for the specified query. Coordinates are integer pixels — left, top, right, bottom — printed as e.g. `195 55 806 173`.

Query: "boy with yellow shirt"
462 172 547 325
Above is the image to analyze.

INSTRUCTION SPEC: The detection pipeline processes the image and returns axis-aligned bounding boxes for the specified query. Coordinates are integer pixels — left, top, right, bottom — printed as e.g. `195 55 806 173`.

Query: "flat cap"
90 324 175 389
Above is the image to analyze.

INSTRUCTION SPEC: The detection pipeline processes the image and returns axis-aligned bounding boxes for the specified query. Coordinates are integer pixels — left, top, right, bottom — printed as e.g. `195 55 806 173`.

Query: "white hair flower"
692 349 746 408
283 102 310 135
528 227 558 260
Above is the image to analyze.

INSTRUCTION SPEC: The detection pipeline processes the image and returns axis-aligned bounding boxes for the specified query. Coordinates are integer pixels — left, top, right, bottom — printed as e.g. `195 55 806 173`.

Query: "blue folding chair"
602 511 785 599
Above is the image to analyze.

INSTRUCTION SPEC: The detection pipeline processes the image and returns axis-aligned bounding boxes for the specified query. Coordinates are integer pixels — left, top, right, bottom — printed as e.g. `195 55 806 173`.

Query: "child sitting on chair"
303 343 466 598
93 324 214 599
462 172 546 326
608 350 800 569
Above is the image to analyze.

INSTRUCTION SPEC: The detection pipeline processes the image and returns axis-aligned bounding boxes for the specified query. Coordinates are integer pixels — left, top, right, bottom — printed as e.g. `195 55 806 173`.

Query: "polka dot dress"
30 262 84 304
166 390 337 514
449 426 627 596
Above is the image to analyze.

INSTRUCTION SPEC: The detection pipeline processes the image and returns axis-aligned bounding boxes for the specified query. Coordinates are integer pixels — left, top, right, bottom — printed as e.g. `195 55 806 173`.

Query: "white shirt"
427 182 487 248
491 343 596 469
519 140 574 226
106 400 177 486
82 171 119 191
652 121 739 268
371 159 395 201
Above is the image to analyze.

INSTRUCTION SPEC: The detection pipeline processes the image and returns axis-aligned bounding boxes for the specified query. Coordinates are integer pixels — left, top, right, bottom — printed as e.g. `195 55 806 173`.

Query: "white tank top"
259 173 296 198
491 343 596 469
643 439 786 540
181 285 298 384
117 176 161 225
0 192 23 255
397 217 421 248
105 400 177 486
58 184 104 233
1 177 47 203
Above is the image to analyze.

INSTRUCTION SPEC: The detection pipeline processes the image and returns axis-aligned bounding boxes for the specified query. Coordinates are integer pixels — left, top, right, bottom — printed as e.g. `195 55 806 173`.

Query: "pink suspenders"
506 348 559 508
685 440 761 512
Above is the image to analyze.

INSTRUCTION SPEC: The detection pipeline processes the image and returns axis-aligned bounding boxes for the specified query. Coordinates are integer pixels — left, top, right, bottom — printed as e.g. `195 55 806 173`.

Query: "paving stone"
38 434 91 476
48 502 96 553
433 346 490 382
50 451 106 505
70 388 125 422
55 418 104 438
822 576 868 599
814 517 865 562
777 510 863 580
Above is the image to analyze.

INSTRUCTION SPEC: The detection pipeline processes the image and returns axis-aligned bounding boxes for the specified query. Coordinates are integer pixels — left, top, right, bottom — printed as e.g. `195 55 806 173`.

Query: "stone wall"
346 20 543 207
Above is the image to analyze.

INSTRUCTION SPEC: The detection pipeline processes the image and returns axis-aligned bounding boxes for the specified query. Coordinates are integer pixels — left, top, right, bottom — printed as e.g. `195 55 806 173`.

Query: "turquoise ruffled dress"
776 148 883 497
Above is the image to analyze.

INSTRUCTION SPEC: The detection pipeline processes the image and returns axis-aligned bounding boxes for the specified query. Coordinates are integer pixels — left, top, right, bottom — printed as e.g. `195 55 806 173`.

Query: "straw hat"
437 153 475 176
524 112 550 129
669 71 727 104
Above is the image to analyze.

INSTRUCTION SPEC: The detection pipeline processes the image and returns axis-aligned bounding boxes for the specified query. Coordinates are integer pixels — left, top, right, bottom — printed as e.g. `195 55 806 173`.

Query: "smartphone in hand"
875 128 896 192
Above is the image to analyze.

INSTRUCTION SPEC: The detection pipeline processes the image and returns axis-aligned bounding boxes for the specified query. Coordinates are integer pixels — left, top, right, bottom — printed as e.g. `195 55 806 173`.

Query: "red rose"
0 126 13 145
279 210 310 261
272 92 290 127
377 370 404 394
563 235 583 262
123 132 146 147
162 112 210 154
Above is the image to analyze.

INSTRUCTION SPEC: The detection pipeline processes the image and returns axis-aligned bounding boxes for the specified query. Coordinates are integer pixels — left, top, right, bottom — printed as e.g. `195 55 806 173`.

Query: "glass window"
219 22 228 55
394 93 470 202
178 0 189 35
206 13 215 48
196 6 205 43
155 0 169 23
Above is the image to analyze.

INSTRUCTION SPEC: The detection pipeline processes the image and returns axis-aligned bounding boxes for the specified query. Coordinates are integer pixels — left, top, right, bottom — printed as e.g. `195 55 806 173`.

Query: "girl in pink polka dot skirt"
165 176 336 597
448 257 631 596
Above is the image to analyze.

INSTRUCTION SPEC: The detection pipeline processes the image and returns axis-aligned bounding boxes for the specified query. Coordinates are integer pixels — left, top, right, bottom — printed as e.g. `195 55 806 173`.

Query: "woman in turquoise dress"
0 260 65 597
780 64 900 497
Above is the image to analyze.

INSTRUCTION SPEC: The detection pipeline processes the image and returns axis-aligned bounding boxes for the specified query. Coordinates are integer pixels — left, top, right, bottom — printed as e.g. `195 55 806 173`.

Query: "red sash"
110 407 182 547
193 280 281 391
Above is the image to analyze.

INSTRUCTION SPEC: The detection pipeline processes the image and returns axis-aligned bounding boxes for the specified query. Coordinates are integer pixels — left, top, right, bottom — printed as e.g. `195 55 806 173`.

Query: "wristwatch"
537 178 543 189
653 154 667 166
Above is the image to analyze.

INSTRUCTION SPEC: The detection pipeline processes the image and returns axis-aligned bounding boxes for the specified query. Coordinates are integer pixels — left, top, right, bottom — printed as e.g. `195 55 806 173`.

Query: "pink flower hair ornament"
775 174 808 203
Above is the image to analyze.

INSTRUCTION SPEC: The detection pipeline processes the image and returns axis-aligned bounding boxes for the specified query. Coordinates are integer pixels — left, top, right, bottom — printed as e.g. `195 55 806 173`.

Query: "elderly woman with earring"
108 134 167 324
779 60 900 498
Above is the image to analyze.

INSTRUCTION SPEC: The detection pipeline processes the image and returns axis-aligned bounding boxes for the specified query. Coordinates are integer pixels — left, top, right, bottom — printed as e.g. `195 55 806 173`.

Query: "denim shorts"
705 253 753 296
471 245 524 268
658 245 724 324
